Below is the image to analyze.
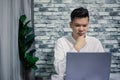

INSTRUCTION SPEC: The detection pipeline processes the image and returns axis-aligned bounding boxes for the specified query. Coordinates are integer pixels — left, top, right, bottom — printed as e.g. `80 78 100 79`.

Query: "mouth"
78 32 84 36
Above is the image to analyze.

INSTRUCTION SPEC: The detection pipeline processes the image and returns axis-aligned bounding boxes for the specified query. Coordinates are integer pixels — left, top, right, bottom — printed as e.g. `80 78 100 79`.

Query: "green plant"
18 15 39 70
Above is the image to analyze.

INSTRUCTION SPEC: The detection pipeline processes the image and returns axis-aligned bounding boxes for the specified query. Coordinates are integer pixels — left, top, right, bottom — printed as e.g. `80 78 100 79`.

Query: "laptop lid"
65 52 111 80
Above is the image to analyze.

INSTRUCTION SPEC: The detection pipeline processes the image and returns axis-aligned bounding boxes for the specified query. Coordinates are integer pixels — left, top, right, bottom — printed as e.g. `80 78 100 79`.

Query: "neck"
72 33 77 40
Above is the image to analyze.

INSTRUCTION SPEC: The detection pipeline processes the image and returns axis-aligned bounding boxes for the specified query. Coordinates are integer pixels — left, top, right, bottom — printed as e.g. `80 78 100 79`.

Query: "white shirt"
51 35 104 80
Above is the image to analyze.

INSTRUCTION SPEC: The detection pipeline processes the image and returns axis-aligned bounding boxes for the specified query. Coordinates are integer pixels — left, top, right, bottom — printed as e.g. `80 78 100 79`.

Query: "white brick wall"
34 0 120 80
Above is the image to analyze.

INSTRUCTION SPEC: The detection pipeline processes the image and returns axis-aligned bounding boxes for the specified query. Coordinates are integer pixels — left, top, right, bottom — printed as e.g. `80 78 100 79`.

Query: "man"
51 7 104 80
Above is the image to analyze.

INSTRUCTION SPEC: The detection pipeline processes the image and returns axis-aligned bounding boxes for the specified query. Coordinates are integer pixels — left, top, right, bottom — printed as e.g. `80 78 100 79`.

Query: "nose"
79 26 84 31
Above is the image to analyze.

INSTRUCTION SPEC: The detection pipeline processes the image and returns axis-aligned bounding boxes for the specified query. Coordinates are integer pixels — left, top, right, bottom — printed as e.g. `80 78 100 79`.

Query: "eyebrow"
74 23 88 26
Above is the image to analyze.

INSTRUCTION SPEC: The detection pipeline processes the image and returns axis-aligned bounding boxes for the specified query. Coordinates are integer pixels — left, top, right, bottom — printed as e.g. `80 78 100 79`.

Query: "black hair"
71 7 89 21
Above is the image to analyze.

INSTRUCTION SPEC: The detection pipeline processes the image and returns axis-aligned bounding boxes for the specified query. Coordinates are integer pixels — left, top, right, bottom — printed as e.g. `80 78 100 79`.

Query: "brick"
99 12 109 15
110 12 119 16
50 20 65 23
34 3 43 7
34 12 43 16
117 0 120 3
105 8 113 12
63 28 72 32
43 12 52 15
36 49 43 52
46 61 53 64
113 44 119 48
95 0 106 3
98 20 108 24
52 12 63 15
106 28 117 31
105 45 113 48
38 56 46 60
42 40 55 44
34 0 41 3
104 48 110 52
104 40 118 44
35 24 47 27
46 24 56 28
38 0 50 3
51 0 62 3
110 48 118 52
35 36 50 41
42 4 54 7
105 0 117 4
58 7 70 12
112 16 120 20
39 28 53 31
46 69 53 72
90 24 101 27
34 8 39 11
109 20 119 24
60 15 69 20
47 45 54 48
113 7 120 11
39 7 48 12
62 0 72 3
110 73 120 80
83 0 96 3
115 53 120 56
54 4 66 7
36 60 46 64
62 12 69 15
35 44 39 48
39 44 47 48
103 16 112 19
39 73 50 76
46 32 56 36
42 49 52 52
111 64 118 68
102 4 120 7
47 8 58 12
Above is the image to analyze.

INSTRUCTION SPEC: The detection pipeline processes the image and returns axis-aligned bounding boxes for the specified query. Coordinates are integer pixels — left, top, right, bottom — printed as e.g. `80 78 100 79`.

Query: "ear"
69 21 73 28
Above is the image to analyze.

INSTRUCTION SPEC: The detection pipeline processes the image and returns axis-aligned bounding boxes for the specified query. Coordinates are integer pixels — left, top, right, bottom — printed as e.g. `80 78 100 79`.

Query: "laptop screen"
65 52 111 80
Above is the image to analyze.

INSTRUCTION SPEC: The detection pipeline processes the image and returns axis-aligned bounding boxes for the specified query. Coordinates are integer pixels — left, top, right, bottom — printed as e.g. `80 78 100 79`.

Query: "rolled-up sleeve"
51 39 66 80
97 40 104 52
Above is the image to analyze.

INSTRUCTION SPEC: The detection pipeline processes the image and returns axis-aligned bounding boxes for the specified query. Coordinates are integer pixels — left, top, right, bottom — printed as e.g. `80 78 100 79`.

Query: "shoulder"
55 36 68 44
57 36 66 42
86 36 101 43
55 36 70 48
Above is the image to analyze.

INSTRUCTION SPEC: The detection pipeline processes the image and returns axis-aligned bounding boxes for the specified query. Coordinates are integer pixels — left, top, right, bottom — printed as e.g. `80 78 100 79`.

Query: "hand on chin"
78 33 84 37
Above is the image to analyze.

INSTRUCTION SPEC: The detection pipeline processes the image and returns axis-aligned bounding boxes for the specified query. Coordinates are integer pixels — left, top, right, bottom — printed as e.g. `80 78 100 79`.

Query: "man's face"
70 17 89 39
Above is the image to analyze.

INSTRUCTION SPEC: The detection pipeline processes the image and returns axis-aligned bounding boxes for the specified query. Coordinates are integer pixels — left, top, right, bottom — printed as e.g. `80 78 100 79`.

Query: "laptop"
65 52 111 80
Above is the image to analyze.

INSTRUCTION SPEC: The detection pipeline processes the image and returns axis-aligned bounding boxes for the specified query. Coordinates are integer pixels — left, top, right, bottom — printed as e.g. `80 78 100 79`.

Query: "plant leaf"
22 27 33 36
28 49 36 56
24 20 31 27
18 14 39 70
31 65 38 70
25 33 35 44
20 15 26 23
24 39 34 52
25 53 39 64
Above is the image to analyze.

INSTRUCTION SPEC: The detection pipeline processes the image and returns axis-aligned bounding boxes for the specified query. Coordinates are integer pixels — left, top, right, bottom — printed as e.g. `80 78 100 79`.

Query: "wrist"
74 45 82 52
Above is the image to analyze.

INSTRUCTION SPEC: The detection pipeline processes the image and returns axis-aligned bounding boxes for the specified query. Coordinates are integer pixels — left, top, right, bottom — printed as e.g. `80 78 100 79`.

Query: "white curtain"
0 0 32 80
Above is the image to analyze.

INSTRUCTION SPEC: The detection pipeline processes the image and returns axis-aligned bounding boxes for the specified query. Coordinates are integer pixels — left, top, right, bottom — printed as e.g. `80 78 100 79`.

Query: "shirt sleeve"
51 39 66 80
97 40 104 52
69 46 78 52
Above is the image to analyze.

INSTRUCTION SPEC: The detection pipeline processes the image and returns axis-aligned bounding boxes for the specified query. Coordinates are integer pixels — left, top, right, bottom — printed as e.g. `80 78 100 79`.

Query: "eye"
83 25 87 27
75 24 80 27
